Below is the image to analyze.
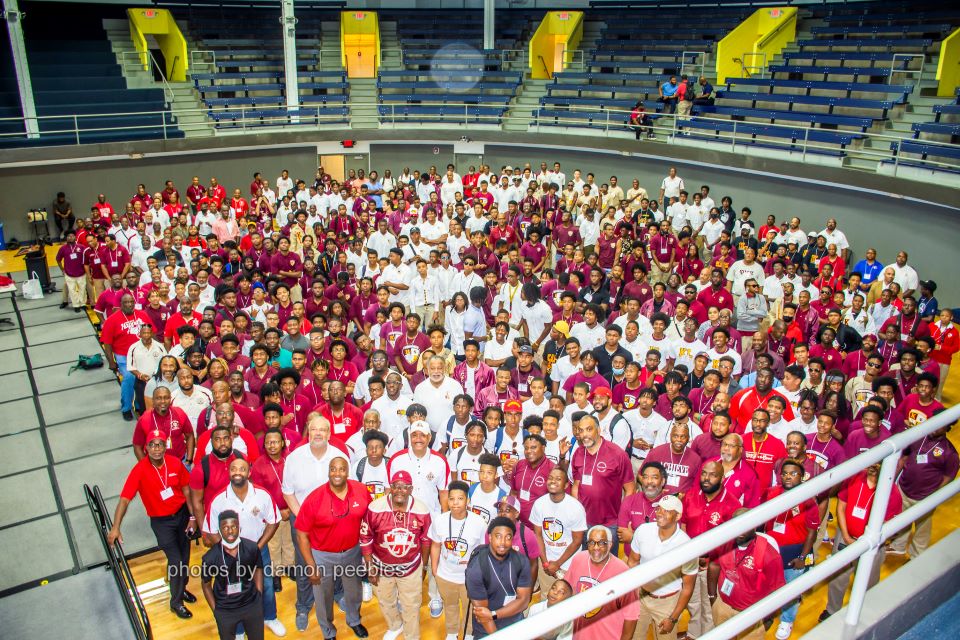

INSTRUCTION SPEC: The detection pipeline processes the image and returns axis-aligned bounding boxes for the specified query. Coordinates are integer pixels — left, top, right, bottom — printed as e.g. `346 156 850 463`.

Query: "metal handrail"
889 53 925 86
84 484 152 640
737 51 767 79
680 50 707 80
315 47 344 69
189 49 217 72
487 403 960 640
538 54 551 79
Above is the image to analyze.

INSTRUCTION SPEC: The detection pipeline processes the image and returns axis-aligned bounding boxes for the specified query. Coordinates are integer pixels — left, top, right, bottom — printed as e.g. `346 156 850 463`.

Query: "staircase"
503 79 549 132
348 78 379 129
102 18 212 138
379 21 402 70
319 20 343 71
572 19 607 73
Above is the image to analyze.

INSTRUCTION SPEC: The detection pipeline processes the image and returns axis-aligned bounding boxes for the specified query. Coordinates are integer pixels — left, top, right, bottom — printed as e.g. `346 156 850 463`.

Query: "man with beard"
681 460 741 638
708 508 785 639
465 516 533 637
109 431 200 619
617 461 668 545
719 433 762 508
646 423 702 496
691 409 732 462
203 458 284 637
763 460 818 639
530 467 587 594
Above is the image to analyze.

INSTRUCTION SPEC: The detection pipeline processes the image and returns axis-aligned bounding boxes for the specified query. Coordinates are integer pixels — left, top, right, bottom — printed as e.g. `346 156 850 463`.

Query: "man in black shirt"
466 516 533 638
202 510 265 640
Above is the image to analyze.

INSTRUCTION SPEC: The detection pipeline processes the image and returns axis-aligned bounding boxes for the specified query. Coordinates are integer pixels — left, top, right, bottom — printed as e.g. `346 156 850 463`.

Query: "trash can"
0 223 5 250
24 249 51 292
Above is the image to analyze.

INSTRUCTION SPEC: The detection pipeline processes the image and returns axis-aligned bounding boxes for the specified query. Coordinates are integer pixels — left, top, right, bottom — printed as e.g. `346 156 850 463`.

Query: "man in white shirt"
277 169 294 195
726 248 766 298
367 219 398 259
530 468 588 592
193 205 217 237
889 251 919 297
370 372 414 440
413 357 465 433
659 167 684 208
778 217 807 247
380 248 413 307
818 218 850 260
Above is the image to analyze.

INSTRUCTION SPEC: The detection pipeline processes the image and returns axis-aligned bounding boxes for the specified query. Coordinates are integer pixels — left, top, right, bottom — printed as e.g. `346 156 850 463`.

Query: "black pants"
214 594 264 640
133 378 147 414
54 214 75 235
149 506 191 608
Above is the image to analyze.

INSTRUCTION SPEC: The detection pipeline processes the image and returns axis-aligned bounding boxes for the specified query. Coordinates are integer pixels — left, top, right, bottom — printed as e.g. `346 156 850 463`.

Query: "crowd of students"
98 161 959 640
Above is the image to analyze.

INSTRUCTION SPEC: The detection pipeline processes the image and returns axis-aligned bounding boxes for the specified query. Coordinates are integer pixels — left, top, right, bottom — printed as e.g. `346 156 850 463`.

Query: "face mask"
221 536 241 550
612 367 626 376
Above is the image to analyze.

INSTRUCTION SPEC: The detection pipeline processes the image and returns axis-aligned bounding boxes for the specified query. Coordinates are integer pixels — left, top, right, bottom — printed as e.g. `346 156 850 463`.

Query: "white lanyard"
486 556 516 596
153 461 169 489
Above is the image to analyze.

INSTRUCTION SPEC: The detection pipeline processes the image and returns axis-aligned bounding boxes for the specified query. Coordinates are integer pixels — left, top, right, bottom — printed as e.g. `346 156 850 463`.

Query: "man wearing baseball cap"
108 431 200 619
540 322 570 383
360 470 432 640
627 495 698 640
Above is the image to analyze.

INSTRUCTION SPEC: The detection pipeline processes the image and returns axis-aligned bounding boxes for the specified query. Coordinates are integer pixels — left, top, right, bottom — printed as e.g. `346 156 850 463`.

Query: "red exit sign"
557 12 570 20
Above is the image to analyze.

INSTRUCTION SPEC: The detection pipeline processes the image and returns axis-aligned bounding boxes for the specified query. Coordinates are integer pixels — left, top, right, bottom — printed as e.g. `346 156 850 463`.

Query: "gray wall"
0 147 317 240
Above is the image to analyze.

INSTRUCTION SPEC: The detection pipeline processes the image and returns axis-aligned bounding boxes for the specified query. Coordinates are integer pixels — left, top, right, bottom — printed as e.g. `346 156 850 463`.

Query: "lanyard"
853 481 875 514
580 444 600 479
487 556 516 596
153 460 169 489
519 460 546 493
449 512 467 543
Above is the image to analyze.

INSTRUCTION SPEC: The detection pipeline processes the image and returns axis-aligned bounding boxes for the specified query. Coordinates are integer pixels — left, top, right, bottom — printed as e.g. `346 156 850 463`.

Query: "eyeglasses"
587 540 610 548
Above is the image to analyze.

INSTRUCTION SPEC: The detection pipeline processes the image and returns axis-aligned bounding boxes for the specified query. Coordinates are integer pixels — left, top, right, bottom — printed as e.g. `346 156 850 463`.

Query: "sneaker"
818 610 831 623
59 302 68 309
445 634 459 640
775 621 793 640
265 618 287 637
295 611 309 632
122 410 134 422
430 598 444 618
362 581 373 602
235 634 245 640
383 630 402 640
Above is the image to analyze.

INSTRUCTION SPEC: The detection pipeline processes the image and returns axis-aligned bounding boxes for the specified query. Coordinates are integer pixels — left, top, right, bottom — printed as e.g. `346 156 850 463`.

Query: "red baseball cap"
591 387 613 400
390 470 413 485
504 400 523 413
147 429 165 443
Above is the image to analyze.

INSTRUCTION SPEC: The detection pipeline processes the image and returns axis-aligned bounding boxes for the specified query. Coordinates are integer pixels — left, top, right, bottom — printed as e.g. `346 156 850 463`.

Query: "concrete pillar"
483 0 495 51
3 0 39 138
281 0 300 123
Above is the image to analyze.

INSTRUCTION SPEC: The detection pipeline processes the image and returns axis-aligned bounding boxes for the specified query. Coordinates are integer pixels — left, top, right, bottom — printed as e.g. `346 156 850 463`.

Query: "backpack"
201 449 245 488
493 427 528 453
69 353 104 375
608 413 635 459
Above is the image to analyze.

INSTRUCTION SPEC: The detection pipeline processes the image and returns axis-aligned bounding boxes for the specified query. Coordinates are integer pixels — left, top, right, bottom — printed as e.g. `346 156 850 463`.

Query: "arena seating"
0 9 180 147
184 9 349 128
0 27 25 141
882 89 960 172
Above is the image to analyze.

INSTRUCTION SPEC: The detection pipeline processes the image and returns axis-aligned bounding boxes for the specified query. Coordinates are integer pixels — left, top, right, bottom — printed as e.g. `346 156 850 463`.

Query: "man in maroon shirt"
645 422 702 496
56 229 89 311
697 268 734 313
272 237 305 302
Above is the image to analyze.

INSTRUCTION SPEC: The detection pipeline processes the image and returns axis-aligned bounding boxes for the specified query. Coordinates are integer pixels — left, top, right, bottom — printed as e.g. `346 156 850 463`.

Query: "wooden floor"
129 358 960 640
0 244 62 272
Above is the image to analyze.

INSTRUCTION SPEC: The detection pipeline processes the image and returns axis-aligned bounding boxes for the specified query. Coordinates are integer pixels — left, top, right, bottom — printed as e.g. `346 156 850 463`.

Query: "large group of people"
94 160 959 640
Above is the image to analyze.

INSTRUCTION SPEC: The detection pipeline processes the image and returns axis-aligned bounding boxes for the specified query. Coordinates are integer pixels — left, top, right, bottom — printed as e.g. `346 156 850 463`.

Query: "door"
319 154 345 182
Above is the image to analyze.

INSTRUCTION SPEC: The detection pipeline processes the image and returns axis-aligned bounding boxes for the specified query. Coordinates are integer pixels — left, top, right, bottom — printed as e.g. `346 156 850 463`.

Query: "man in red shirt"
729 369 793 432
742 408 788 488
929 308 959 399
164 296 203 351
101 293 153 421
708 509 785 640
316 380 363 449
132 387 195 463
697 268 734 313
84 234 108 303
295 457 371 638
55 229 89 312
107 431 200 619
101 234 132 281
186 176 205 206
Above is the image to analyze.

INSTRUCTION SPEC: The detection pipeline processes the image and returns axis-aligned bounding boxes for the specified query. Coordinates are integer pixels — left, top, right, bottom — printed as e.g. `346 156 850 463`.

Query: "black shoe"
74 307 83 313
273 576 282 592
59 302 69 309
181 589 197 603
350 623 368 638
170 604 193 619
122 411 134 421
818 610 831 623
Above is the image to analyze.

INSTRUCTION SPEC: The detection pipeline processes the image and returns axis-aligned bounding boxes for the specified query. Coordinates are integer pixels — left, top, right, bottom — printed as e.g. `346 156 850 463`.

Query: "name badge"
518 383 528 393
502 594 516 606
720 578 734 596
519 489 530 501
159 487 174 501
667 473 680 487
772 521 786 534
852 506 867 519
111 260 119 268
916 454 928 464
581 474 593 486
226 581 242 595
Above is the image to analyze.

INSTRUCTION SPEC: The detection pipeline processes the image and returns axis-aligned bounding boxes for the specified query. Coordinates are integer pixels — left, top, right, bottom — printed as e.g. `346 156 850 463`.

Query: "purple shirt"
391 331 431 376
56 243 87 277
571 440 634 526
519 242 546 268
271 251 303 288
645 443 702 495
899 436 959 500
843 425 892 459
562 371 611 395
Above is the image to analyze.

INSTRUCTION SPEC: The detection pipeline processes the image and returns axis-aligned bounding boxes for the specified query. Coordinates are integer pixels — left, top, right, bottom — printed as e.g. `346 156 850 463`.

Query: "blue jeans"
780 565 805 623
237 545 277 634
115 355 135 413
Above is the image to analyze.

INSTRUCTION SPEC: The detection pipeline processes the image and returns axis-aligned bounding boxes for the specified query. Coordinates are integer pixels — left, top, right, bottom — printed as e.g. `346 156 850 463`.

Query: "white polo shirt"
171 385 213 431
413 377 465 434
630 521 698 595
126 339 166 377
203 482 280 542
281 442 349 505
387 448 450 514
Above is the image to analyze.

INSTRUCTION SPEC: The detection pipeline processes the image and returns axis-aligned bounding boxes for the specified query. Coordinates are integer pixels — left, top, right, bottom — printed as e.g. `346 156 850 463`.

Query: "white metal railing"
737 52 767 79
1 101 958 178
189 49 217 72
487 403 960 640
889 53 925 86
680 50 707 80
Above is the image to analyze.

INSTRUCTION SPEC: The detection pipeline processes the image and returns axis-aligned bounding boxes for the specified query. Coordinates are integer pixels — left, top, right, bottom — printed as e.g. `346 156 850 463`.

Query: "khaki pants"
677 100 693 117
686 566 714 638
638 590 681 640
415 304 437 329
267 519 296 575
87 276 105 307
889 489 932 557
825 540 883 615
711 597 765 640
436 573 471 637
649 263 671 285
289 283 303 303
375 570 423 638
937 363 950 400
63 274 87 308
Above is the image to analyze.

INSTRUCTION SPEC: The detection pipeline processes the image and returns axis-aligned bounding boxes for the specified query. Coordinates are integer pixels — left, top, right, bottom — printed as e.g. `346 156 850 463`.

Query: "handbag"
22 272 43 300
68 354 104 375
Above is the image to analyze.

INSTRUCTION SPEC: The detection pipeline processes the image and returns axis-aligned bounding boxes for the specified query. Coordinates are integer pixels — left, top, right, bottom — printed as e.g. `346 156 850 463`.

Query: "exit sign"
355 12 365 20
143 9 156 18
557 12 570 20
769 9 782 17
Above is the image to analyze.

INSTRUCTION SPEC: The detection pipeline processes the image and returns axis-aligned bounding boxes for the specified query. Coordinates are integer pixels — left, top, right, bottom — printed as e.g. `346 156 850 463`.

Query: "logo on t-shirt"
577 577 602 618
542 517 564 542
470 505 493 523
364 482 386 500
906 409 927 427
383 528 417 558
401 345 422 365
443 537 469 557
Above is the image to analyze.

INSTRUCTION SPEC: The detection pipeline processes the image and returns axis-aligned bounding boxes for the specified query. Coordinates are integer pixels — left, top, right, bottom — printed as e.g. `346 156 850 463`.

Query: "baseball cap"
410 227 421 233
147 429 165 443
694 351 710 360
658 495 683 516
591 387 613 400
390 470 413 485
920 280 937 292
498 495 520 512
518 345 534 355
553 320 571 338
863 333 878 342
410 420 432 435
504 400 523 413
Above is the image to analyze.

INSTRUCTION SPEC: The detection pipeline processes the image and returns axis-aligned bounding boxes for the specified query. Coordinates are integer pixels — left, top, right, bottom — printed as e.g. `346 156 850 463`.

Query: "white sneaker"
265 618 287 637
362 581 373 602
775 621 793 640
429 597 444 618
235 634 245 640
446 634 459 640
383 629 402 640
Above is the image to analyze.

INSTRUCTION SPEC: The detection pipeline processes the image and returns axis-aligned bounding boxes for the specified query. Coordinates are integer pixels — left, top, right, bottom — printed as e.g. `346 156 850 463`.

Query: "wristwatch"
491 609 499 620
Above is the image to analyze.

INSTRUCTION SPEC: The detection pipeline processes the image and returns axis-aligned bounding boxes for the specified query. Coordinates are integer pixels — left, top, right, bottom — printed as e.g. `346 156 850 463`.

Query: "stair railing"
889 53 925 87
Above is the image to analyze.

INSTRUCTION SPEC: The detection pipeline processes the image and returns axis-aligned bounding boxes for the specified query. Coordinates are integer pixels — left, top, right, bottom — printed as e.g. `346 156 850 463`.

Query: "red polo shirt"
189 452 242 509
743 433 788 488
762 486 820 547
132 407 194 460
120 454 190 518
681 487 740 558
715 534 785 611
317 402 364 446
697 285 734 312
294 480 371 552
164 311 203 345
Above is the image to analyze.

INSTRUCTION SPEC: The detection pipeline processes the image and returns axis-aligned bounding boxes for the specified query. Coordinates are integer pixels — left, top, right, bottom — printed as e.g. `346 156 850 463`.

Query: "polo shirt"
193 428 259 467
899 435 959 500
762 486 820 550
294 480 370 552
200 538 262 610
838 472 903 538
132 407 194 461
387 448 450 514
630 522 698 595
510 457 555 524
281 442 349 504
720 459 762 508
681 487 740 555
190 452 243 509
715 534 785 611
203 483 280 542
617 491 661 530
55 243 87 277
571 439 634 527
120 454 190 518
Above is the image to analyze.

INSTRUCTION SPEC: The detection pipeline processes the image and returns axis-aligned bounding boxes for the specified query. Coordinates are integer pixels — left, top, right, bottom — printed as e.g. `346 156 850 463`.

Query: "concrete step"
845 157 879 171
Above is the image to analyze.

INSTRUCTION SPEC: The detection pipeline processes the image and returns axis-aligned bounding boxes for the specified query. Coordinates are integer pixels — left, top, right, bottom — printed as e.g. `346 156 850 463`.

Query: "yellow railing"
529 10 583 79
127 7 188 82
716 7 797 85
341 10 379 78
936 26 960 97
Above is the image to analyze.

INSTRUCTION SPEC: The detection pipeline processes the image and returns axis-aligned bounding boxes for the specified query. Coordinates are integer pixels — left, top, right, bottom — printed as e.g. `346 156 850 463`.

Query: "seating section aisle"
377 10 538 125
534 7 750 131
184 8 348 129
887 89 960 172
1 8 180 148
686 2 960 157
